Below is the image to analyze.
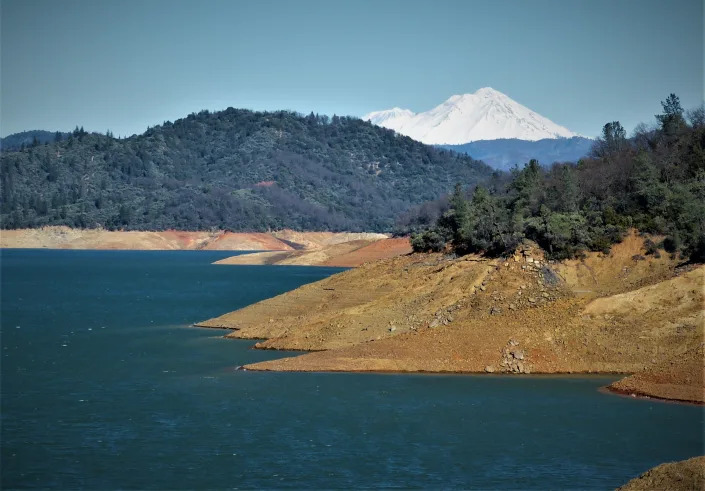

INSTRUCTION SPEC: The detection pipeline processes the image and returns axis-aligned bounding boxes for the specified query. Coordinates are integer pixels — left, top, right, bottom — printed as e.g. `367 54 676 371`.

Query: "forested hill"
0 110 492 232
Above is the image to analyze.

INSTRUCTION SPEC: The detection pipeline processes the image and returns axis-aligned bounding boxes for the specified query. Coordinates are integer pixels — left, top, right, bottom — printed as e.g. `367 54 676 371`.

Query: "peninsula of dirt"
197 232 704 404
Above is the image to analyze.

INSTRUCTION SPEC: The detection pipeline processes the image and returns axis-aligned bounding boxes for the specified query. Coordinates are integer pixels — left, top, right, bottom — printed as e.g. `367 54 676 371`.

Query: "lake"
1 249 702 489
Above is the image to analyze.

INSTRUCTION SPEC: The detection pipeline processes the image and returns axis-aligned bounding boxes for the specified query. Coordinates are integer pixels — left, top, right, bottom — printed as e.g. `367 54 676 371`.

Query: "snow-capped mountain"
363 87 578 144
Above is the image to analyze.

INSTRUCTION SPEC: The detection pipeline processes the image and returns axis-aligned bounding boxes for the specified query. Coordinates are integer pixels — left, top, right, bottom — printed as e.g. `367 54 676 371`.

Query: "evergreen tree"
656 93 685 136
592 121 626 158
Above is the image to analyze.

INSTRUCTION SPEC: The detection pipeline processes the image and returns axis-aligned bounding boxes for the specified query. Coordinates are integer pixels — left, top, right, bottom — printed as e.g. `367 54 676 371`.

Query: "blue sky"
1 0 702 138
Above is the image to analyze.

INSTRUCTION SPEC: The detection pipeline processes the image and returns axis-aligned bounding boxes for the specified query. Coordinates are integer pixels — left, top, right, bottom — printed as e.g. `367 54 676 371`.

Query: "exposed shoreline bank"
231 353 704 406
227 343 703 405
212 236 412 267
197 232 704 405
602 385 705 407
0 227 292 250
0 227 403 262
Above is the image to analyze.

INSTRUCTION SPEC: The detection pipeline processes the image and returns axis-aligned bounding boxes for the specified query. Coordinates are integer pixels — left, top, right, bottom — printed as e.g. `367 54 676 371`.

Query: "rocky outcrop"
499 339 531 374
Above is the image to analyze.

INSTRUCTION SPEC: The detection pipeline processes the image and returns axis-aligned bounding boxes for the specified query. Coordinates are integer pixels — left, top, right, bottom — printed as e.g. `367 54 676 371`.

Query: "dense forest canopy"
0 109 491 232
409 95 705 262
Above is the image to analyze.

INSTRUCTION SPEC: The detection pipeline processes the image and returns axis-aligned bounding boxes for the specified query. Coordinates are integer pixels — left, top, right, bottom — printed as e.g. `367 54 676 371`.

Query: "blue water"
1 249 702 489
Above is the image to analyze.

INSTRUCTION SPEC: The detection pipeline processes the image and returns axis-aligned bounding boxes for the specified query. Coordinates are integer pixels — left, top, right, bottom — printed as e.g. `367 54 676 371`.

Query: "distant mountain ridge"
1 130 69 151
364 88 578 144
443 137 594 171
0 109 491 232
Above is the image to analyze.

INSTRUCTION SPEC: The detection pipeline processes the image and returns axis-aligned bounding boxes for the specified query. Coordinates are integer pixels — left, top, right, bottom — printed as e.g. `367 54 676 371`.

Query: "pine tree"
656 93 685 136
592 121 627 157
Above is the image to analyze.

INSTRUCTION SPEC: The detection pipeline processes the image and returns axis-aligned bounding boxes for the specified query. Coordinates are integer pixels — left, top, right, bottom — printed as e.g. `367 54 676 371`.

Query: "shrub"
410 230 446 252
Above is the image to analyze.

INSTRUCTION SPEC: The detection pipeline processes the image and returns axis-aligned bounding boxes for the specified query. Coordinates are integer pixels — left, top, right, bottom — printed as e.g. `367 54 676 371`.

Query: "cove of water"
1 249 702 489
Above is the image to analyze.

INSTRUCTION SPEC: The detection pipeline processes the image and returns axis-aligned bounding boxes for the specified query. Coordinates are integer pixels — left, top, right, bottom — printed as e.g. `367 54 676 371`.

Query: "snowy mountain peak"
362 88 577 144
449 87 501 102
475 86 505 97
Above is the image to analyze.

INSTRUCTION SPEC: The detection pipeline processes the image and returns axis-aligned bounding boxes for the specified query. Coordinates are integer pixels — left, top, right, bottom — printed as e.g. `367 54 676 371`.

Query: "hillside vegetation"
0 111 490 232
409 95 705 262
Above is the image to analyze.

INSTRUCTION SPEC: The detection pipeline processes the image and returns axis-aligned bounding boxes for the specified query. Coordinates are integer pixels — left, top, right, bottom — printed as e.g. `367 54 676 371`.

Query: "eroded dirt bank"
0 227 395 253
618 456 705 490
197 232 704 403
214 237 412 267
609 345 705 403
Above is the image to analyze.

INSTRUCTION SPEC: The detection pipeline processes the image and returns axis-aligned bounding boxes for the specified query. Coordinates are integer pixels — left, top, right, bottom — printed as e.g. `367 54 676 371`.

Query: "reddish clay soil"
321 237 413 267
